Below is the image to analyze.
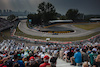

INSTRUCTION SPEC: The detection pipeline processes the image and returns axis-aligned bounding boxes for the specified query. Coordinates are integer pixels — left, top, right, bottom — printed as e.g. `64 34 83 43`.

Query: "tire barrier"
48 31 71 33
41 30 74 33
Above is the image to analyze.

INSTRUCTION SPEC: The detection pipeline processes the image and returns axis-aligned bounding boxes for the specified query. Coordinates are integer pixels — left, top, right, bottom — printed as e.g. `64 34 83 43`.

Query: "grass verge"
74 23 100 30
15 27 100 42
0 29 11 42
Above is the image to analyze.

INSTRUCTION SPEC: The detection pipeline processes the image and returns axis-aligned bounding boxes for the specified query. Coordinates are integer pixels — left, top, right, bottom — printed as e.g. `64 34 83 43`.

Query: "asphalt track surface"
39 25 73 31
18 20 100 38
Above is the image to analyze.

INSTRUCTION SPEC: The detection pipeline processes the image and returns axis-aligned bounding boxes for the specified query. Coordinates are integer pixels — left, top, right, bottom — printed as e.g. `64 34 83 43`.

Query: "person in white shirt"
42 46 46 53
63 48 69 60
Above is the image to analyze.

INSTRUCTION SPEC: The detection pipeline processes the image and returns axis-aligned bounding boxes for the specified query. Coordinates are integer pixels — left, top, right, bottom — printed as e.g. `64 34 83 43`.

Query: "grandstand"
43 20 73 28
0 34 100 67
49 20 73 24
0 18 13 31
90 18 100 22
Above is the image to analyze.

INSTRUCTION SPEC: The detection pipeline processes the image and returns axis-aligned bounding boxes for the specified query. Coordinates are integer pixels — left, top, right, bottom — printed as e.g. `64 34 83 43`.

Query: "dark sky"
0 0 100 15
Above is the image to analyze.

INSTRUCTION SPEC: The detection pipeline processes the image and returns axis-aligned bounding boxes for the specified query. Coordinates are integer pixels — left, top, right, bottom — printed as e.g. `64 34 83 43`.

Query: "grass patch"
74 23 100 30
15 27 100 42
26 21 33 28
0 29 11 42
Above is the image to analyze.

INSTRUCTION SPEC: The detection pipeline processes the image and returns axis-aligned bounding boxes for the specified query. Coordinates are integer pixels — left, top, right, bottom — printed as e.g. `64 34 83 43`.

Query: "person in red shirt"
39 55 50 67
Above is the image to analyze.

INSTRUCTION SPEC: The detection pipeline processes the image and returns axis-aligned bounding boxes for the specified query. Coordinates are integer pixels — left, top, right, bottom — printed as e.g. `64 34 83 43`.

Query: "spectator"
89 49 98 66
42 46 46 53
13 63 20 67
39 55 50 67
53 49 58 58
81 48 88 62
93 52 100 67
0 59 7 67
13 54 25 67
29 56 39 67
50 56 57 67
70 48 82 65
63 48 69 60
37 52 44 66
22 56 29 67
59 48 64 59
66 48 74 62
82 62 89 67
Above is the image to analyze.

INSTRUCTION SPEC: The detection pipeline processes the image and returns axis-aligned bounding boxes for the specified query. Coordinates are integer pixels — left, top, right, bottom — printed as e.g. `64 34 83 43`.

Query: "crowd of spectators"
0 39 57 67
0 36 100 67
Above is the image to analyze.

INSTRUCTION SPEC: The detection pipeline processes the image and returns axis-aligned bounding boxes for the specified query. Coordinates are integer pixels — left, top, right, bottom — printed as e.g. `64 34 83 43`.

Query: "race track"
18 20 100 38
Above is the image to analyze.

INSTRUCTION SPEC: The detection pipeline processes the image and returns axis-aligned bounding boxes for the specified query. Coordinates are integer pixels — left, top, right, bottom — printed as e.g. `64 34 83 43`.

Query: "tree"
27 14 41 25
37 2 57 24
27 14 34 20
7 14 16 21
60 15 66 20
66 9 80 21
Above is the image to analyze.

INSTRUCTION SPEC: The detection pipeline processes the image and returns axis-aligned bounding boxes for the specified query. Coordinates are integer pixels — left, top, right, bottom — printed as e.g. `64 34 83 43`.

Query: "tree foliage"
60 15 66 20
37 2 57 24
27 14 41 25
7 14 16 21
66 9 80 20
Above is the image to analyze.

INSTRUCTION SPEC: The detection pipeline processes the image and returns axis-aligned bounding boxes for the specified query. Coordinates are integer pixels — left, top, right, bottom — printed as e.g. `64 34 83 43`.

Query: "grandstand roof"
49 20 73 23
90 18 100 21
